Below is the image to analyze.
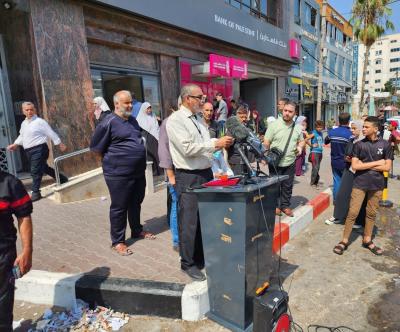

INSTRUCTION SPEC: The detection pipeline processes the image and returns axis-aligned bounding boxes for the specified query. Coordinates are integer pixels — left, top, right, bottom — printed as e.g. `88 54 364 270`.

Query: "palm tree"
351 0 394 114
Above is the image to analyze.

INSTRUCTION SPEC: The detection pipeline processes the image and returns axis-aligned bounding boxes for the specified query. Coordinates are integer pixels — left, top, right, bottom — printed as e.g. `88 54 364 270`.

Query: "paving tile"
16 149 340 285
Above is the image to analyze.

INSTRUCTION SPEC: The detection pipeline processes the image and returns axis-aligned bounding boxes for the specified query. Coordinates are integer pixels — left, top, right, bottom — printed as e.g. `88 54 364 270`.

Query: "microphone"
225 116 267 159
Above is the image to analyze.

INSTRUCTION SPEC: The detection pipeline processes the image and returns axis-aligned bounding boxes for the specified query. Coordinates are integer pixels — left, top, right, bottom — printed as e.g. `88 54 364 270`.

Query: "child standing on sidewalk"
309 120 324 188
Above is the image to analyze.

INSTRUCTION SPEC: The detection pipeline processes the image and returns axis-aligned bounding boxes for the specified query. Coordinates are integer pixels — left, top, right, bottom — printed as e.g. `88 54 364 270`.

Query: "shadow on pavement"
269 253 299 291
290 195 309 209
126 215 169 246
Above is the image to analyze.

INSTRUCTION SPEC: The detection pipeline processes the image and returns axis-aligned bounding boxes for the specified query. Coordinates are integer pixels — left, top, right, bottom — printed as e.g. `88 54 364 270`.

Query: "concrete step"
15 270 209 321
41 162 165 204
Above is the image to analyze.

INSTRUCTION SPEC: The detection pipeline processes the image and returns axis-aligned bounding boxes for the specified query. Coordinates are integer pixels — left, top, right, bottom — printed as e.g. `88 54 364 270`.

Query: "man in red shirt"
0 171 33 331
388 121 400 146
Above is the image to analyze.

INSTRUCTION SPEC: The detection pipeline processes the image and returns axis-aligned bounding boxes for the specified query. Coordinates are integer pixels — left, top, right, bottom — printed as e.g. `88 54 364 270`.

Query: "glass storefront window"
337 56 344 80
329 52 337 78
142 76 162 117
225 0 279 26
90 67 162 118
302 38 317 74
345 60 351 82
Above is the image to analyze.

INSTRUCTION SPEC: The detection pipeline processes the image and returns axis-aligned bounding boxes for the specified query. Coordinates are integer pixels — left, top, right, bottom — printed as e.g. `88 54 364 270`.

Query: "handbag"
265 122 296 168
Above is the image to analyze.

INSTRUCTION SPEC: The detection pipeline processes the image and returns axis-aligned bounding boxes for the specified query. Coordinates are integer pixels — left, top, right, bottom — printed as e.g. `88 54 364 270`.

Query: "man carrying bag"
264 101 305 217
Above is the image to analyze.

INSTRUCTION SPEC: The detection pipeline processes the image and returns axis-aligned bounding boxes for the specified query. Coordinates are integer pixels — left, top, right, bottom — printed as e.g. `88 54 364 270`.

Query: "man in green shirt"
264 101 305 217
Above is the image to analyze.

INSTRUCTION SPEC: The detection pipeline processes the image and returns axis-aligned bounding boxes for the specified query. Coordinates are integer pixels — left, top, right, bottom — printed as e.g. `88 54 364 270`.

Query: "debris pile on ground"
28 300 129 331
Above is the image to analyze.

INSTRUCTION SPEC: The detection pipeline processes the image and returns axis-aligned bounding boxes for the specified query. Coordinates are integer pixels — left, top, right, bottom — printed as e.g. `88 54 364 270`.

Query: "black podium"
192 176 282 332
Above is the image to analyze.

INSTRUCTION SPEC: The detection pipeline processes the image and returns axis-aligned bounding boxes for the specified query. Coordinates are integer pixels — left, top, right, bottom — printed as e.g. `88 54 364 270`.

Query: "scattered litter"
101 196 107 201
43 309 53 319
13 319 24 329
28 300 129 331
33 312 38 317
19 302 25 307
36 319 50 330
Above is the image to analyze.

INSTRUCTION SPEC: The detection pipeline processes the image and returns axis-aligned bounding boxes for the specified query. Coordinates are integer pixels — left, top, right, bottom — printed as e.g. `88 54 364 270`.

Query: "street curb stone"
272 188 333 252
15 188 333 321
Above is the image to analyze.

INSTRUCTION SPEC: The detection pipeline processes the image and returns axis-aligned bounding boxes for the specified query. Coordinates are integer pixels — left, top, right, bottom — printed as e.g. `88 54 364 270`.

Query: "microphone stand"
235 142 256 183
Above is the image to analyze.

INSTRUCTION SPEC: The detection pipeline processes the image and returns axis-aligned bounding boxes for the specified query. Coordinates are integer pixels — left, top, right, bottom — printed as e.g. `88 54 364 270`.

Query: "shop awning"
290 77 302 85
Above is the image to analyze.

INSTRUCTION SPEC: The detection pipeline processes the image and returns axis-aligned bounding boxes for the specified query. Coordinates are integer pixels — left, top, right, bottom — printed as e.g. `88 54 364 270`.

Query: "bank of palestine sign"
92 0 293 62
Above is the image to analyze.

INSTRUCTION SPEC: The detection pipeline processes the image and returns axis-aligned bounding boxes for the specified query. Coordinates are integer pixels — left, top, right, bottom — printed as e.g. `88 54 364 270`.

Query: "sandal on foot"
111 243 133 256
333 241 348 255
362 241 383 256
132 231 156 240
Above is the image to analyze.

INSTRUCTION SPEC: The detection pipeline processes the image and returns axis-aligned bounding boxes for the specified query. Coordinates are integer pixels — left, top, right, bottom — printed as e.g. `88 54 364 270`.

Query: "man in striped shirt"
324 112 352 203
0 171 33 331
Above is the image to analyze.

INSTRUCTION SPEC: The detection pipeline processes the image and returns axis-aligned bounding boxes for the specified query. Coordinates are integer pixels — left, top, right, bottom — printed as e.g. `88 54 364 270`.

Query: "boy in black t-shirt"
333 116 393 256
0 171 33 331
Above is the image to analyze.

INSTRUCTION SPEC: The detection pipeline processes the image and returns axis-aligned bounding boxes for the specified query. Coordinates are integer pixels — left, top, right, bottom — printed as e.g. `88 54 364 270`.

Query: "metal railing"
54 148 90 186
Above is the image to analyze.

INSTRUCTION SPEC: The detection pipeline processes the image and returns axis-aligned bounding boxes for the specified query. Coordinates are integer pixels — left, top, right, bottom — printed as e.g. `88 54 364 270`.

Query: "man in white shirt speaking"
7 102 67 201
167 84 233 281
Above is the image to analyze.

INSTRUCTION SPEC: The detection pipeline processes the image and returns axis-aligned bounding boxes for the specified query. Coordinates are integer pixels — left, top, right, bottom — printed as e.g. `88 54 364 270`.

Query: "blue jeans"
332 167 344 202
168 184 179 246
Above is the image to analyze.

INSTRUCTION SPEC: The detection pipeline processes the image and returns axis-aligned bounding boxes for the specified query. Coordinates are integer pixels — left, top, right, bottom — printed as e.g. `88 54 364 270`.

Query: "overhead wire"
301 45 352 87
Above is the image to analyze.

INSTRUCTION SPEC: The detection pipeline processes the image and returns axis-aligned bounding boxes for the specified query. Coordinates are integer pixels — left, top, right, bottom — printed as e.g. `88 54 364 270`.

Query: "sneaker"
325 216 340 225
30 191 42 202
60 174 69 184
182 266 206 281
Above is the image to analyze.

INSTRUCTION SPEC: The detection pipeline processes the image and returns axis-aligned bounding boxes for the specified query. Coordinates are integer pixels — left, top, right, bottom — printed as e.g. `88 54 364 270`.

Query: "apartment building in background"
353 33 400 114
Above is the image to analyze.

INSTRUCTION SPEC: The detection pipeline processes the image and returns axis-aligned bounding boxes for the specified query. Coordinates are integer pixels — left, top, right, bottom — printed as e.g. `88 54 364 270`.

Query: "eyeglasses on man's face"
189 95 206 103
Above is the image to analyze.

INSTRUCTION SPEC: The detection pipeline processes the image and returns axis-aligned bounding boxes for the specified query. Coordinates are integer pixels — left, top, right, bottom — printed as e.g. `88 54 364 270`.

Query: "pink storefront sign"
209 54 230 77
289 39 301 59
230 58 248 79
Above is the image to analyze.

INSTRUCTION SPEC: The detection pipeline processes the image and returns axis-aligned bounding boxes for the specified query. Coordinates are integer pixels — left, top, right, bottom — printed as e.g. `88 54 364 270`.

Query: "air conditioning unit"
322 48 328 58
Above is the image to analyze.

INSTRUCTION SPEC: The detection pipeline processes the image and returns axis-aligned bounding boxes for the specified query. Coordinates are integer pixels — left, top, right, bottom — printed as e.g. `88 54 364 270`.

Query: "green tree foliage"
351 0 395 113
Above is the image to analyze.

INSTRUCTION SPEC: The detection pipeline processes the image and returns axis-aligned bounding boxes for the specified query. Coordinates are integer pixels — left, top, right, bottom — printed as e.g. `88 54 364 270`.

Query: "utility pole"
316 0 328 121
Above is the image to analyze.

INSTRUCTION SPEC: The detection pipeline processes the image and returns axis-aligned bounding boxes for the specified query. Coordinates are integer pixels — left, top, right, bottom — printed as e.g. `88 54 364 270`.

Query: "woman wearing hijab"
136 102 162 176
136 102 160 140
295 116 308 176
93 97 112 126
325 120 366 227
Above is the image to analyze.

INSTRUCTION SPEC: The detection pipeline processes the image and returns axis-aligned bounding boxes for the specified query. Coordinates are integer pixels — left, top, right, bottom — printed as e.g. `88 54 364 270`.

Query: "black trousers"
0 246 16 332
269 162 295 209
105 175 146 246
25 143 67 193
310 152 322 185
175 168 213 270
230 163 247 176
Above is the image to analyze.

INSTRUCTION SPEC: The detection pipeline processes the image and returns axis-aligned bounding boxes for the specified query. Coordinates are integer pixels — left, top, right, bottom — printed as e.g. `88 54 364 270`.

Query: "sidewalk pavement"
278 204 400 331
19 147 335 284
12 147 400 328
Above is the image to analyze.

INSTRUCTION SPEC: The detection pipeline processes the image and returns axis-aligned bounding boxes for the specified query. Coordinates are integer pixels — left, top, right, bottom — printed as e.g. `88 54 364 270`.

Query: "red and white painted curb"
273 188 332 253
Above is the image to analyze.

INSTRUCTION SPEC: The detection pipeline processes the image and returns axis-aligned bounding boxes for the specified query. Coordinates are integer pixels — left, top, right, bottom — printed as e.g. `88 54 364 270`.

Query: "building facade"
288 0 321 129
288 0 353 128
0 0 299 175
316 0 353 124
353 33 400 115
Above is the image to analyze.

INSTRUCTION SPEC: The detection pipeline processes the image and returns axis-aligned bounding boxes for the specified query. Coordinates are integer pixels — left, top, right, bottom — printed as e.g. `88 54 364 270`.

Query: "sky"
328 0 400 34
